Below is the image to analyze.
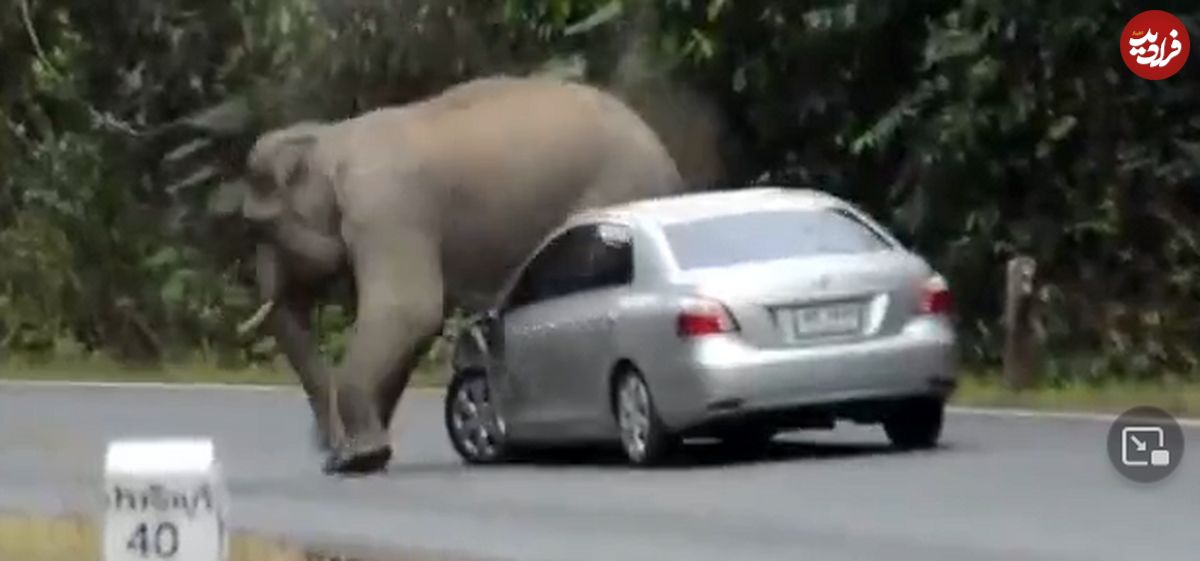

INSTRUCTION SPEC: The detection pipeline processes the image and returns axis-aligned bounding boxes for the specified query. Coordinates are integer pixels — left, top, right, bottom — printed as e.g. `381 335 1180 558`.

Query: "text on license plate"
777 302 863 339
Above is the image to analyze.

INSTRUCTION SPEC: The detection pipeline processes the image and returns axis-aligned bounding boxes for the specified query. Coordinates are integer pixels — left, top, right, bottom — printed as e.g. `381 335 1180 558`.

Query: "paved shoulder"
0 384 1196 561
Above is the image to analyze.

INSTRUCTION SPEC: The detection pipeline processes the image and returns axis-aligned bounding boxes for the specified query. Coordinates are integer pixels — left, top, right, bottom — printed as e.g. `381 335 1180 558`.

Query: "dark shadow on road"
380 461 474 477
245 433 965 480
455 434 960 471
652 438 909 470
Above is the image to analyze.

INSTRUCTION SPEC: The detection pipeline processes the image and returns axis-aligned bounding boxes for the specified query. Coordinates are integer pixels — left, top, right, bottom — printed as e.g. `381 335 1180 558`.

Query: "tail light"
677 297 739 337
918 274 953 315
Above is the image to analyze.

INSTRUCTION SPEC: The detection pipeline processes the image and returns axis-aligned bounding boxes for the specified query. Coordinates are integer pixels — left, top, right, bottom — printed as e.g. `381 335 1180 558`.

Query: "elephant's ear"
264 126 320 191
247 124 320 185
244 124 321 221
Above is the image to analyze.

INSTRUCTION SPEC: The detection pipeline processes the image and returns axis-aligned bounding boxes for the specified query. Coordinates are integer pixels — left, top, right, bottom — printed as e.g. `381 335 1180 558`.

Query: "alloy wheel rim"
451 376 502 460
617 376 651 461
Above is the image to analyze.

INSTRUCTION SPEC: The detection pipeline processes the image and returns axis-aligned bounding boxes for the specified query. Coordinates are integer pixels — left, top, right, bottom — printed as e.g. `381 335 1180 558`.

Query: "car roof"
570 186 850 227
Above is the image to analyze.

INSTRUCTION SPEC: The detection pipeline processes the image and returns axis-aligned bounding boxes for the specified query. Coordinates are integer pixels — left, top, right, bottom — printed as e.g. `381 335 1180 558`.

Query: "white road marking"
2 379 1197 426
0 379 297 392
948 406 1200 428
0 379 445 395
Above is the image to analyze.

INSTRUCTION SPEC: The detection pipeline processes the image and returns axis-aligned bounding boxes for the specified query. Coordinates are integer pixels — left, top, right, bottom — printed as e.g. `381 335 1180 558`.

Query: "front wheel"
613 368 676 466
882 397 945 450
445 369 509 464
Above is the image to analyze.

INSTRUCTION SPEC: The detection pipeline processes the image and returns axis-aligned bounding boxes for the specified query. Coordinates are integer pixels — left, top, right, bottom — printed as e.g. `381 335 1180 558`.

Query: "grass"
0 355 451 388
0 358 295 386
0 512 310 561
4 357 1199 418
0 512 472 561
950 372 1200 418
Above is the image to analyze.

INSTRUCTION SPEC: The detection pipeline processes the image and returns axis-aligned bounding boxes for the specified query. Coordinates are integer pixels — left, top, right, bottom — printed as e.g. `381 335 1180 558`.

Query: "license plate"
777 302 863 340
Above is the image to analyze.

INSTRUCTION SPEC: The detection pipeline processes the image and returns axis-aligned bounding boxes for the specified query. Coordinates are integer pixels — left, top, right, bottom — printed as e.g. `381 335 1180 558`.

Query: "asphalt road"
0 382 1196 561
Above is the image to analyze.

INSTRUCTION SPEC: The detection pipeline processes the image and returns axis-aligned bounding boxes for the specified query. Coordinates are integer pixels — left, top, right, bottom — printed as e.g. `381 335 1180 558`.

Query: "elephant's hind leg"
323 228 445 475
378 328 442 431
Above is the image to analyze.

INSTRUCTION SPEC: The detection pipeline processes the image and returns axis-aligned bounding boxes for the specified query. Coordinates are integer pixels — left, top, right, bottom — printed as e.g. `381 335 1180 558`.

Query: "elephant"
237 75 687 474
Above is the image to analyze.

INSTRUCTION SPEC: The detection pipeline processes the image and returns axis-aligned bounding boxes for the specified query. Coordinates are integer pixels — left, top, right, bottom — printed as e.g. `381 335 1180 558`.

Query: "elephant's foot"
322 434 392 476
304 393 339 453
311 421 333 453
322 445 392 476
308 407 343 453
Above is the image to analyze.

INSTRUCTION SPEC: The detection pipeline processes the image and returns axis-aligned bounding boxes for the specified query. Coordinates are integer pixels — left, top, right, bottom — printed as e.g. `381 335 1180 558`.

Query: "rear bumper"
656 316 959 431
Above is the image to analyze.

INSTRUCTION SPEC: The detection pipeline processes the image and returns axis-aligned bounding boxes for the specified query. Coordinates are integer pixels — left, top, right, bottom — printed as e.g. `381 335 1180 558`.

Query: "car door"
495 225 593 436
496 222 633 439
548 222 636 436
518 222 635 437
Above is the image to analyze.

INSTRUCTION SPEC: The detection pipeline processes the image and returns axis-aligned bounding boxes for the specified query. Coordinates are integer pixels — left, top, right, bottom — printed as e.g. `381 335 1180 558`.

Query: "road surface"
0 382 1195 561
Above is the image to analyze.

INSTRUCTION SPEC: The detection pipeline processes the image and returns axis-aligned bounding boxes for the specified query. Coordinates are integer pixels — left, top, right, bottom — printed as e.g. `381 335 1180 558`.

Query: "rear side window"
582 223 634 290
662 208 894 270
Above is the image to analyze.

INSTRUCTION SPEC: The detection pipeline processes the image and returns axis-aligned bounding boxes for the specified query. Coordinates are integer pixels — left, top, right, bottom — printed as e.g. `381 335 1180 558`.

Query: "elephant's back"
337 76 685 311
412 75 681 194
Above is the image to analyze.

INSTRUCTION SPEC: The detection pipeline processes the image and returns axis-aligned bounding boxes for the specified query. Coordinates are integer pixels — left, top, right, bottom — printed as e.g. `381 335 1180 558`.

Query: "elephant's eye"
248 175 273 194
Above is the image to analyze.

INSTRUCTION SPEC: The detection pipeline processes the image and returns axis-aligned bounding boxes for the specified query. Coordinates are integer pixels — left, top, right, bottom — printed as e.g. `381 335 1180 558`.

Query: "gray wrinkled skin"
241 75 686 472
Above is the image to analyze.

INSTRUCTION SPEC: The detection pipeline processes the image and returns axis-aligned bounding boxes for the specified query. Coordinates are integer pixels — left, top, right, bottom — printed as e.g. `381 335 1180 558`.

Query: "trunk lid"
672 250 932 349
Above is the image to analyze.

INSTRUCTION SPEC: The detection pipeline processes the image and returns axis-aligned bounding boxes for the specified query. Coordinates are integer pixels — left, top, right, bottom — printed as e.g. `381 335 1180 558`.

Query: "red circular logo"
1121 10 1190 80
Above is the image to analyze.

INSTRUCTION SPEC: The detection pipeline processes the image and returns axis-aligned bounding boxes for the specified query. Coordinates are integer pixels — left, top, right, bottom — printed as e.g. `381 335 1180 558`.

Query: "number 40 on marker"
125 521 181 558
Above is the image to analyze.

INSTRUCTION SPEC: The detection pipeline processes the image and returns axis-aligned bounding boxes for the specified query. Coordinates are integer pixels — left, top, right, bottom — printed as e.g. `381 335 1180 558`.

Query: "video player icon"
1107 406 1184 483
1121 426 1170 467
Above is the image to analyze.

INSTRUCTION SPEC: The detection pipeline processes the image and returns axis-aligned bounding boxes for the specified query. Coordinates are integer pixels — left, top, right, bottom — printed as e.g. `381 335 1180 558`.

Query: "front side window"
504 222 634 310
505 226 587 310
661 208 894 271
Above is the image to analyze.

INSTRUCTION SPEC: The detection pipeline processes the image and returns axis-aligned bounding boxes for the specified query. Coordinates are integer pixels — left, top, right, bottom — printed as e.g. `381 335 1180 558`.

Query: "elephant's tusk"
236 300 275 335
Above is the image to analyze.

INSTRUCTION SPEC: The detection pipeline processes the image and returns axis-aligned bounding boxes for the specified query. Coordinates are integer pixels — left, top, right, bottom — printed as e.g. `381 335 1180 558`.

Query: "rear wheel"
613 368 676 466
445 369 509 464
883 397 945 450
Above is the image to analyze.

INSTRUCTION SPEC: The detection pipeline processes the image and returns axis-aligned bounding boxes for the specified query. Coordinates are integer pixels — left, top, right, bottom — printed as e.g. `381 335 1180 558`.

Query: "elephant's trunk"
237 244 284 335
243 184 346 284
237 220 343 335
271 217 346 282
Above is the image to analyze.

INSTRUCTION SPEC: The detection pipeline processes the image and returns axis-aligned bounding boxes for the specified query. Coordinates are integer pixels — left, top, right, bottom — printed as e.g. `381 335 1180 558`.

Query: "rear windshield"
662 208 894 270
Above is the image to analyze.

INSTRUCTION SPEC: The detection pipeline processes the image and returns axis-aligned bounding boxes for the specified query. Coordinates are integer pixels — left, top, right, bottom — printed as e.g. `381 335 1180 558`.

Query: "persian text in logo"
1121 10 1190 80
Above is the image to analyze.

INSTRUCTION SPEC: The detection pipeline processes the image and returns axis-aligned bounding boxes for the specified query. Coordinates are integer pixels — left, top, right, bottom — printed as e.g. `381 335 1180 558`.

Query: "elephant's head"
237 122 348 334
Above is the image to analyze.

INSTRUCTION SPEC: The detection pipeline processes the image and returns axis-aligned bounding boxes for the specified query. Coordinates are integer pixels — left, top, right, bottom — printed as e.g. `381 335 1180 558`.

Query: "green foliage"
0 212 76 356
0 0 283 365
853 0 1200 381
1 0 1197 383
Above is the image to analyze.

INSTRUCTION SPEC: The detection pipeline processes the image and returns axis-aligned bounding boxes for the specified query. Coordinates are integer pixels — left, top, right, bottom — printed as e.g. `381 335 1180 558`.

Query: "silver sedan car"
444 187 959 466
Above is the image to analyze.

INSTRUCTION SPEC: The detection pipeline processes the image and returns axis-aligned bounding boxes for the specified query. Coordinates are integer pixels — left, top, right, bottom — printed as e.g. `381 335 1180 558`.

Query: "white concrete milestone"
103 438 229 561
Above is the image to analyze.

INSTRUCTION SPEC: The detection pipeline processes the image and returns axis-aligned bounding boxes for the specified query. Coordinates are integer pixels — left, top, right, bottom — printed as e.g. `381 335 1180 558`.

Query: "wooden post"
1003 255 1039 390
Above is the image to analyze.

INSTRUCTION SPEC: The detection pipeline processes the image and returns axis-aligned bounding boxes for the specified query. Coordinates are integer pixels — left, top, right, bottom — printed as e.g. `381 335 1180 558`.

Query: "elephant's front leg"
378 330 442 431
271 294 340 451
255 243 341 452
323 231 444 475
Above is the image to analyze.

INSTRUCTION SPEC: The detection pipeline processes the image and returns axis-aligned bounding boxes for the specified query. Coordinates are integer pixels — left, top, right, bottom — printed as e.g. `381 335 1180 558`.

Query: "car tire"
613 367 676 466
444 368 510 464
883 397 945 450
